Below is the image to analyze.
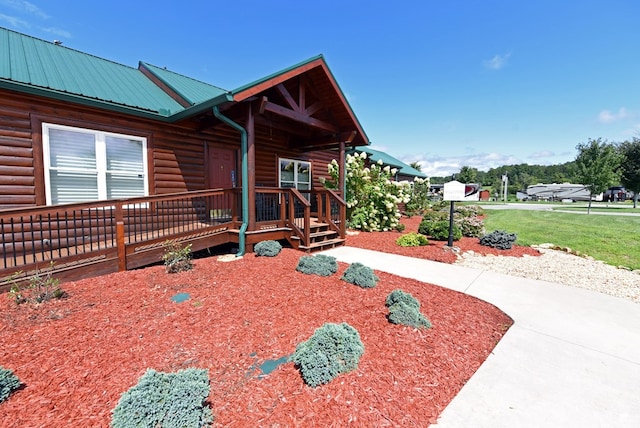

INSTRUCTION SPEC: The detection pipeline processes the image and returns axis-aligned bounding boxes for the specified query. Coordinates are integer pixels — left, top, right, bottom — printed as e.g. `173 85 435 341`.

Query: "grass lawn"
483 209 640 270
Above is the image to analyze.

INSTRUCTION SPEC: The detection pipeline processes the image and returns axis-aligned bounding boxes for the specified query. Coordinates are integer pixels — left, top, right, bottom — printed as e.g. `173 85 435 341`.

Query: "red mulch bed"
0 216 532 427
347 216 541 262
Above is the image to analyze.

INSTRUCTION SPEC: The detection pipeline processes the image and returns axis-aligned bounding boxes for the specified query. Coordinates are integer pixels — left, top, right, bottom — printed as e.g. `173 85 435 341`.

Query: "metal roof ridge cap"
139 61 228 93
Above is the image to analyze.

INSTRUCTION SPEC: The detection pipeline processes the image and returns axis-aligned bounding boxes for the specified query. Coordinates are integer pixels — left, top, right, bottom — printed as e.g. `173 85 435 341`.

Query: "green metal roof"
0 27 187 117
352 147 427 179
0 26 369 139
140 62 228 106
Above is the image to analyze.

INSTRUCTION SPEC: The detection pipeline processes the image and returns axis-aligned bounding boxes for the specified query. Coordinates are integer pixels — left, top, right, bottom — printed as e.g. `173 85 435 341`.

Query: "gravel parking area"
456 244 640 304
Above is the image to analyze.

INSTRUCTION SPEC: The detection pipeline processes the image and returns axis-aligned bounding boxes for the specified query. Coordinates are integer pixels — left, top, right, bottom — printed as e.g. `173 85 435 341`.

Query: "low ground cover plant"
385 289 432 329
111 368 213 428
290 322 365 387
295 254 338 276
396 232 429 247
254 240 282 257
8 262 66 305
0 366 21 403
162 241 193 273
341 262 379 288
479 230 518 250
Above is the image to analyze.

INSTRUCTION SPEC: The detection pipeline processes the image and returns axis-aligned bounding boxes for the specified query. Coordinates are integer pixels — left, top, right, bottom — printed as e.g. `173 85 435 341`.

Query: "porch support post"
115 202 126 271
339 141 346 197
246 104 257 232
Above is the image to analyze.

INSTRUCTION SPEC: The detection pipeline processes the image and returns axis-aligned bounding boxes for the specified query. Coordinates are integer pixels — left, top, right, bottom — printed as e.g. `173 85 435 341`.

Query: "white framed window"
42 123 148 205
279 158 311 191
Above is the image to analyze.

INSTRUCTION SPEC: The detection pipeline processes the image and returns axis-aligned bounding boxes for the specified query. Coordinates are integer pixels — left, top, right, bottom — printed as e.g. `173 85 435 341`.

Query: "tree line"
427 137 640 207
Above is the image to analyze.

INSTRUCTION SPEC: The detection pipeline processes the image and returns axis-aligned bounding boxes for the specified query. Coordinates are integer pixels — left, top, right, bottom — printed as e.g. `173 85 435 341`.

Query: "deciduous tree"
574 138 623 213
618 137 640 208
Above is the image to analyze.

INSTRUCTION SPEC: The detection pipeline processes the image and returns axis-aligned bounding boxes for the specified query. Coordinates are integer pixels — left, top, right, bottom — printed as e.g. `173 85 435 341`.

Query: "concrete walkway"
321 247 640 427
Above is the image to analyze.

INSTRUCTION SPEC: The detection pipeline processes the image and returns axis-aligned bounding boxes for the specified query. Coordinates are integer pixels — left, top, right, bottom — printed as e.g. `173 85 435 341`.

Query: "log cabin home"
0 27 370 288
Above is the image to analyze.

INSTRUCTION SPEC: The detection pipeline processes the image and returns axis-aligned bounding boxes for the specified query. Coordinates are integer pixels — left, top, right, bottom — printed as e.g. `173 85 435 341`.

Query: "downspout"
213 106 248 257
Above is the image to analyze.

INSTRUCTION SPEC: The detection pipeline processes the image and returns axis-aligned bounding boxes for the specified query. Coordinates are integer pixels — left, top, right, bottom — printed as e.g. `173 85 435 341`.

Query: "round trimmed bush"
290 322 364 387
341 262 379 288
254 240 282 257
296 254 338 276
426 220 462 241
396 232 429 247
0 366 21 403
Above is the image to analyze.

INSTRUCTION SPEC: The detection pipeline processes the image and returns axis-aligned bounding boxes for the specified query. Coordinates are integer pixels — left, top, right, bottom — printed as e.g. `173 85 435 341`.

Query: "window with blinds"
43 123 148 205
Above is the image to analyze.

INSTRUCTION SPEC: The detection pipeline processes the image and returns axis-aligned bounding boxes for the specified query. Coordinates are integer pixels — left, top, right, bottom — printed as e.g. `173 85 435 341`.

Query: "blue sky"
2 0 639 176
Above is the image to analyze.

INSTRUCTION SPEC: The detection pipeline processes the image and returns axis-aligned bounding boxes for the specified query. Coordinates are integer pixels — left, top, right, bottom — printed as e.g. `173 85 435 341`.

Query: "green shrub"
0 366 21 403
479 230 518 250
422 219 461 241
254 240 282 257
421 210 448 223
162 241 193 273
8 262 65 305
341 262 379 288
396 232 429 247
417 210 447 236
385 289 431 329
111 368 213 428
388 302 432 329
322 153 411 232
296 254 338 277
395 222 406 232
290 323 364 387
385 289 421 310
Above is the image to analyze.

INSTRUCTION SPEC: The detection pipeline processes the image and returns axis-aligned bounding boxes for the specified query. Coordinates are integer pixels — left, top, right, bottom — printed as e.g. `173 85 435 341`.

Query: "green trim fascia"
230 54 324 96
0 80 233 123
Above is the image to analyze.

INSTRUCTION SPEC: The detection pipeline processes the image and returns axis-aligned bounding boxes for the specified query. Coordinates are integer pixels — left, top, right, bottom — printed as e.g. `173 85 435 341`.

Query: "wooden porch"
0 188 345 290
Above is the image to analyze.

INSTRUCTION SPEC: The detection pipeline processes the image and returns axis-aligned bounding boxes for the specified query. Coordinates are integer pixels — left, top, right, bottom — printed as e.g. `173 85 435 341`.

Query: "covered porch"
0 186 345 289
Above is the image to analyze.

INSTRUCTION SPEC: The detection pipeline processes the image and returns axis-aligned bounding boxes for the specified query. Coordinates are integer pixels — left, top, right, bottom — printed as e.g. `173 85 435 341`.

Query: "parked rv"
525 183 596 202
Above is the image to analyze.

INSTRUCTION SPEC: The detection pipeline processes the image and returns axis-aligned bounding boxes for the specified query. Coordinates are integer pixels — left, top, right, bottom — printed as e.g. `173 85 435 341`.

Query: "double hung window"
43 123 148 205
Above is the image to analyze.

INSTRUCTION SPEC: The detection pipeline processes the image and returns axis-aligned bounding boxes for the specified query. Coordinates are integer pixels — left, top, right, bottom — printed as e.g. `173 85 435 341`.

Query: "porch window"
279 158 311 191
42 123 148 205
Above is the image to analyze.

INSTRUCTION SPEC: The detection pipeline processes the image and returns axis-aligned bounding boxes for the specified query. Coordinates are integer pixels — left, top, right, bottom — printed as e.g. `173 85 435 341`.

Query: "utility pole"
502 174 508 203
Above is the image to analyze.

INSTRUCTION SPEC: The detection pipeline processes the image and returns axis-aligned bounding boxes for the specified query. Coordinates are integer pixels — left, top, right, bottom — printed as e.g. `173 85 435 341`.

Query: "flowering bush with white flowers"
321 152 413 232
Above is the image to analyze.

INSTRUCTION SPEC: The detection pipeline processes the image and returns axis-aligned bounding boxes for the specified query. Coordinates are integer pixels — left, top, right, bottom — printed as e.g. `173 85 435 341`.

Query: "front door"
208 147 236 189
207 146 236 222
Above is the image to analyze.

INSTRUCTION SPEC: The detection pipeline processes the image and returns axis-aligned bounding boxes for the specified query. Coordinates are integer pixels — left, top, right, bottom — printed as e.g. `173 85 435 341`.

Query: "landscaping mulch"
346 216 541 261
0 216 525 427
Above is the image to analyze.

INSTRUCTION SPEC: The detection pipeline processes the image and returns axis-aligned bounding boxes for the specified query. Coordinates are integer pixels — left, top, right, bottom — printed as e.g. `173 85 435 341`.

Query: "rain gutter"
213 106 247 257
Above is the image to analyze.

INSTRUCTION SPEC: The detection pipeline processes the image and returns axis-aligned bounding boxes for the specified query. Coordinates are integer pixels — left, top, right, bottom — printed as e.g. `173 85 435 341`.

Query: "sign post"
443 181 465 247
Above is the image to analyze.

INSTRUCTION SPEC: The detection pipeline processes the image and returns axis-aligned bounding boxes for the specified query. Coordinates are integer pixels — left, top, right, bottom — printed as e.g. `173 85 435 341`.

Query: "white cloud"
399 152 521 177
483 52 511 70
0 0 48 19
598 107 631 124
529 150 555 159
0 12 28 28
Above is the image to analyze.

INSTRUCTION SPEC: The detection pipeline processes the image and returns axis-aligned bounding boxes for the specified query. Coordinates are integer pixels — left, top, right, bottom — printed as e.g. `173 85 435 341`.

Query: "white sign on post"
443 180 465 201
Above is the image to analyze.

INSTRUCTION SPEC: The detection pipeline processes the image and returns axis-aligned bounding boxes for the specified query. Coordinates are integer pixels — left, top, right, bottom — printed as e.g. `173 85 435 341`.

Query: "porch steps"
297 221 345 252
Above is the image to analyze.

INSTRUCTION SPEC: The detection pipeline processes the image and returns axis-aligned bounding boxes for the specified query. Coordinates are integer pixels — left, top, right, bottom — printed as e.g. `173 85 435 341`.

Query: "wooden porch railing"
1 187 346 288
254 188 346 249
0 189 237 286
